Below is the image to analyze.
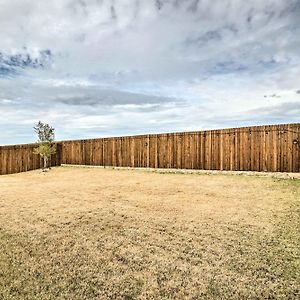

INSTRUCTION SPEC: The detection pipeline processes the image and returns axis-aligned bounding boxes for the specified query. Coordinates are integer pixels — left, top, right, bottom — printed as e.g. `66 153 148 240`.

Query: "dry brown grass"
0 167 299 299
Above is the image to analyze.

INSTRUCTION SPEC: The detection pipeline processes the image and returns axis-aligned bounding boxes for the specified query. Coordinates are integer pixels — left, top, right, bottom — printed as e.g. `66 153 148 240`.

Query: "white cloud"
0 0 299 144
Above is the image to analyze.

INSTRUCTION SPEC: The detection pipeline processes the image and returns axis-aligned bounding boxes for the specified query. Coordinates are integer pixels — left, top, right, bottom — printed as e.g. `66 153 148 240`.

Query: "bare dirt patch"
0 167 299 299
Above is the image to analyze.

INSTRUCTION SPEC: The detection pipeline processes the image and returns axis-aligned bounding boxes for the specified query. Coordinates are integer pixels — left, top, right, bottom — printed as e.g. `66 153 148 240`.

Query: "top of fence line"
0 141 62 150
59 123 300 143
0 123 299 148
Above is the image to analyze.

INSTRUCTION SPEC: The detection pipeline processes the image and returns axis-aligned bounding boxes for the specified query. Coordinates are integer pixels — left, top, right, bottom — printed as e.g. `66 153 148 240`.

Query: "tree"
33 121 56 170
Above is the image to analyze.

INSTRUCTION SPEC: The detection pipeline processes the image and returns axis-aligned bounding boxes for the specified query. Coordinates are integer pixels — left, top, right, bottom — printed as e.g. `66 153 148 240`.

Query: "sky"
0 0 300 145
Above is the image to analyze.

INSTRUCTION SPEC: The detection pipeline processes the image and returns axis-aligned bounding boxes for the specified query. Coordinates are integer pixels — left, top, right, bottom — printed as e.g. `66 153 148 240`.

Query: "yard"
0 167 299 299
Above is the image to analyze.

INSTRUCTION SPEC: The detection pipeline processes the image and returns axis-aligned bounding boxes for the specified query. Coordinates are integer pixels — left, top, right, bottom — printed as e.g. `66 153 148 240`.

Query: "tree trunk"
44 157 48 169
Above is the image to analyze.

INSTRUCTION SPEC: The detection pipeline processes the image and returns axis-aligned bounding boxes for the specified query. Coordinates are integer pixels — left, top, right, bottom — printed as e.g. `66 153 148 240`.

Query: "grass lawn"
0 167 299 299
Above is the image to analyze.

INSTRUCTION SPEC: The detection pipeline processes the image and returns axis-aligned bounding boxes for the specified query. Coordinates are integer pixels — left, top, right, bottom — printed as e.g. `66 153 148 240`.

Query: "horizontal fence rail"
1 124 299 175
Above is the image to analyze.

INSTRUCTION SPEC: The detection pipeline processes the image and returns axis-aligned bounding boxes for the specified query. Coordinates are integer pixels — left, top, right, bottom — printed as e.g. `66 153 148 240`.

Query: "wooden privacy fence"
0 123 299 175
61 124 300 173
0 143 62 175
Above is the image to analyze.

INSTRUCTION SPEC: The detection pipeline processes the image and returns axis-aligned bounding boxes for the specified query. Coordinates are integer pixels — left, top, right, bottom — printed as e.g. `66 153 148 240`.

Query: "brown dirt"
0 167 299 299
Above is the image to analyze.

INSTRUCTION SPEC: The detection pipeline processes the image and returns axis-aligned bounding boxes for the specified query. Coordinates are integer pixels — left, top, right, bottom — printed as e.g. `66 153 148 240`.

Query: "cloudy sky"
0 0 299 145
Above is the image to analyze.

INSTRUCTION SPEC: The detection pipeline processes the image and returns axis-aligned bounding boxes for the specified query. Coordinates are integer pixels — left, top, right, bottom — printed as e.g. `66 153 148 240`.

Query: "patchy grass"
0 167 299 299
